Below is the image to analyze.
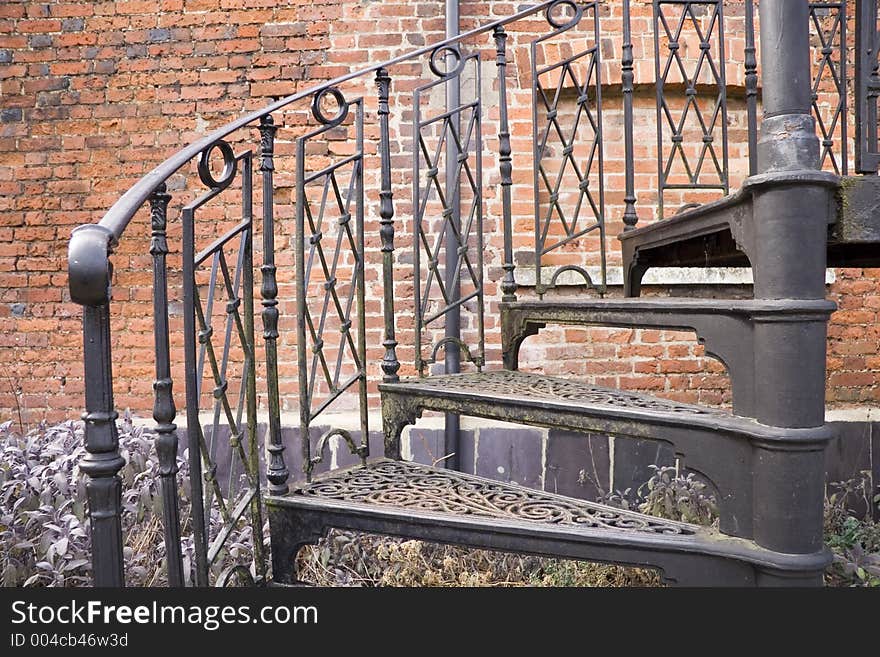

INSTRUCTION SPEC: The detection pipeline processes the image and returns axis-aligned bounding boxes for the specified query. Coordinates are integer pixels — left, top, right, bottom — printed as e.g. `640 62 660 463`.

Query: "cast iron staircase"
67 1 880 587
265 0 841 587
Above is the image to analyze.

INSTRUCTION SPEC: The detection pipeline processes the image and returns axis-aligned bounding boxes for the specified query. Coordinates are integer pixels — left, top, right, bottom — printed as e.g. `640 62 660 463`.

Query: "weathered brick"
61 17 85 32
0 0 874 427
0 108 22 123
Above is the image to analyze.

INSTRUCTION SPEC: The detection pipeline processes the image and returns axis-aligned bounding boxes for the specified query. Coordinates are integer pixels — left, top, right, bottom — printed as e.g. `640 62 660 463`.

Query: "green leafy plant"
824 471 880 587
637 464 718 526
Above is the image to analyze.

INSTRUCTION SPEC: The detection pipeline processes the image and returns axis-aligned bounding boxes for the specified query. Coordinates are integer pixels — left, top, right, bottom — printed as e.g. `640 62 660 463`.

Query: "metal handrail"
69 0 559 289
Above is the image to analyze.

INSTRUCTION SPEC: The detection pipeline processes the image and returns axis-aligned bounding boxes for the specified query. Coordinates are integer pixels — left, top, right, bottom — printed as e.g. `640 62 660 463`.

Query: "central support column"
748 0 836 583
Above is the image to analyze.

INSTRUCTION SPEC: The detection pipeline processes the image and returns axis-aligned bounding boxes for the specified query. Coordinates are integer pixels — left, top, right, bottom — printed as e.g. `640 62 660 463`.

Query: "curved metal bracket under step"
500 298 836 420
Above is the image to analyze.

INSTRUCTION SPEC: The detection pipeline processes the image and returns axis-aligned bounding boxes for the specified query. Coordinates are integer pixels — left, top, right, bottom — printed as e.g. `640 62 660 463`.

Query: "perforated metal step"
381 370 761 436
266 459 830 586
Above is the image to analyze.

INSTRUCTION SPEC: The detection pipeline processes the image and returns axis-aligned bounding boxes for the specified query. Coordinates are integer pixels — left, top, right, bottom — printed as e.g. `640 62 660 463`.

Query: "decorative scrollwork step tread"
269 458 833 585
381 370 729 418
295 459 695 536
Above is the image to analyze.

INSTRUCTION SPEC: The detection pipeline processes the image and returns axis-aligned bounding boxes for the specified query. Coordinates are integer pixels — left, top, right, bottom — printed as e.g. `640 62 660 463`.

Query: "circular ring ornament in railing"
429 44 465 79
548 264 596 290
216 564 257 587
546 0 583 30
198 139 237 190
311 86 349 126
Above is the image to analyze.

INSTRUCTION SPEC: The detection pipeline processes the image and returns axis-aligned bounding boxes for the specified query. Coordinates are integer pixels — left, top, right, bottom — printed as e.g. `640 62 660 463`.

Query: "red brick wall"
0 0 874 425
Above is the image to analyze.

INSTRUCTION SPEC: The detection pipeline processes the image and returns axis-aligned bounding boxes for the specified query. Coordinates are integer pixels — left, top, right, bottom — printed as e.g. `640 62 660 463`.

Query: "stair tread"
287 458 700 538
272 459 829 576
380 370 734 425
618 188 746 240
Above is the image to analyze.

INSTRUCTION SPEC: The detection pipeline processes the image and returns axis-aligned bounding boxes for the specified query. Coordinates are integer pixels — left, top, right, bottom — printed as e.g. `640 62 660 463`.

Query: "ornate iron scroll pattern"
809 2 848 175
295 93 368 481
532 1 605 298
413 49 485 377
653 0 729 218
182 144 266 586
393 370 730 418
856 0 880 173
299 460 695 535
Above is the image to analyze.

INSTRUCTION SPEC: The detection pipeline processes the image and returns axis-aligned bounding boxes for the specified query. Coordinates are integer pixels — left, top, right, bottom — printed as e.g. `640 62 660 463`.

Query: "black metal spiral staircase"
68 0 880 587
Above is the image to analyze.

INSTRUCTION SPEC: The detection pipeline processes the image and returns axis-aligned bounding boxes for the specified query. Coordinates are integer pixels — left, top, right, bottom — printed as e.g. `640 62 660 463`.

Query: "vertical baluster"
717 0 729 195
376 67 400 385
622 0 639 230
181 203 208 586
745 0 758 176
856 0 878 173
355 102 369 464
240 154 266 582
259 115 289 495
839 2 848 176
69 223 126 586
494 26 518 301
654 0 671 219
149 183 184 587
294 133 310 478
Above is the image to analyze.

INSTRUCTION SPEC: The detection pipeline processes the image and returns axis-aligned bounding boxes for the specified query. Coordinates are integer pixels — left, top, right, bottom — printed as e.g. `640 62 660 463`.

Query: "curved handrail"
68 1 565 294
68 0 568 306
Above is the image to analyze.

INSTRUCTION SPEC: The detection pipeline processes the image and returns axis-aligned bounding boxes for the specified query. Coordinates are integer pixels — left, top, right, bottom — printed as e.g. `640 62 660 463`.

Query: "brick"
0 0 875 426
148 28 172 43
61 18 86 32
0 108 22 123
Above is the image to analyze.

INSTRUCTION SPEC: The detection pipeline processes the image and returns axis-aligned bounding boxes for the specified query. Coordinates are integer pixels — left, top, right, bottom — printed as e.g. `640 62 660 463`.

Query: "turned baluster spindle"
376 68 400 384
259 114 289 495
149 183 185 586
622 0 639 231
494 26 518 302
745 0 758 176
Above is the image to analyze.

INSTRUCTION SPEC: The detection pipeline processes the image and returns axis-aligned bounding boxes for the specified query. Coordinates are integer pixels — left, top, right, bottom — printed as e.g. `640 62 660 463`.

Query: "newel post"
68 223 126 587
